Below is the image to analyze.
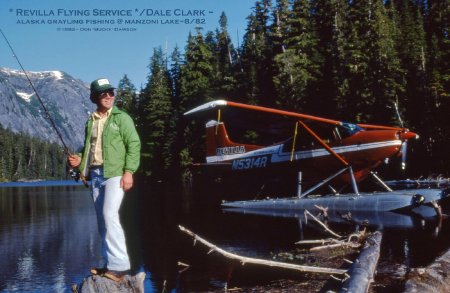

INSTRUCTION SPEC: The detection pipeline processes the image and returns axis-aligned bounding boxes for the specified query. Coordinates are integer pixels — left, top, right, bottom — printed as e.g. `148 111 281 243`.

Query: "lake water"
1 181 450 292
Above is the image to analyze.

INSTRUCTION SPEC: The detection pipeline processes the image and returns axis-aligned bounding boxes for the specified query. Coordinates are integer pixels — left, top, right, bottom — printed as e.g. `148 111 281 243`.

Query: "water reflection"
0 186 101 292
1 183 450 292
222 207 440 230
173 185 450 292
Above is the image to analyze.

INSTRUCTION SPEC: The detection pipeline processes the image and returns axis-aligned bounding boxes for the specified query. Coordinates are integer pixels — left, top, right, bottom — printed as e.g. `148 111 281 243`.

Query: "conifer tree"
178 28 215 113
423 0 450 172
139 47 175 179
311 0 347 117
214 12 237 97
0 126 14 181
273 0 321 112
177 28 215 174
387 0 427 169
116 74 138 116
35 139 49 178
240 0 275 106
337 0 402 123
367 0 404 124
270 0 291 103
0 126 67 181
169 45 183 111
271 0 290 55
427 0 450 100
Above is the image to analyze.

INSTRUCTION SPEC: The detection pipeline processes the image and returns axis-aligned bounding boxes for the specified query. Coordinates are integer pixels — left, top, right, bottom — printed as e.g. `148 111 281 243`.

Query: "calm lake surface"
1 180 450 292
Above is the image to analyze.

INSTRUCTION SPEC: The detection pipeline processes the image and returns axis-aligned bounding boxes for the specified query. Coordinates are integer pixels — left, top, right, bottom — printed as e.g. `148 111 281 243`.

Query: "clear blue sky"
0 0 255 88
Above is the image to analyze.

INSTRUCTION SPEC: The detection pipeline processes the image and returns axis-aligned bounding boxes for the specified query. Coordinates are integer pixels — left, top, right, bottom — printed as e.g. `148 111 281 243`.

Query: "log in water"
339 231 382 293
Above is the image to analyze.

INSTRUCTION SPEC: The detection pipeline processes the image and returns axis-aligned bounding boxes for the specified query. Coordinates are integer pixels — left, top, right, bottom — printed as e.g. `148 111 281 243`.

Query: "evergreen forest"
118 0 449 183
0 125 67 181
1 0 448 183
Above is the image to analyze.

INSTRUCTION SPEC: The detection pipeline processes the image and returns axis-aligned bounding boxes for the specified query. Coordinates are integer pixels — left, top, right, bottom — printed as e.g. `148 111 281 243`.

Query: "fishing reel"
69 168 89 188
69 168 81 181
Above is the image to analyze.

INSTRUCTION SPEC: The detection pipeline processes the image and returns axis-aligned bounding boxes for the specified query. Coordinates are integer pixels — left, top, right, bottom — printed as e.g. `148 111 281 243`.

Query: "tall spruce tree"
177 28 215 173
311 0 348 118
427 0 450 100
214 12 237 98
387 0 429 171
116 74 138 116
178 29 215 113
139 47 174 179
169 45 183 111
0 126 14 181
240 0 276 106
424 0 450 172
271 0 290 55
273 0 321 112
338 0 402 123
368 0 404 124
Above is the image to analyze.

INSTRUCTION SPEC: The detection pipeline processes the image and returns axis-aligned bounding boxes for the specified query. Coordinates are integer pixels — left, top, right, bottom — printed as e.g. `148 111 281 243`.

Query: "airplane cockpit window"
280 122 363 153
338 122 363 138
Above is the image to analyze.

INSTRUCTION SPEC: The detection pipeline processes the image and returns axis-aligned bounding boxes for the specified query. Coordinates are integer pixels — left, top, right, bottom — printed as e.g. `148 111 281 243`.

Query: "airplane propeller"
398 129 419 170
401 140 407 170
393 101 417 171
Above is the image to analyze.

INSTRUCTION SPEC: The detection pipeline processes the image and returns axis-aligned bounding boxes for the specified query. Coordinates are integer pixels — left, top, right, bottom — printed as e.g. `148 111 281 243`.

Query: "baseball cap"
90 78 115 94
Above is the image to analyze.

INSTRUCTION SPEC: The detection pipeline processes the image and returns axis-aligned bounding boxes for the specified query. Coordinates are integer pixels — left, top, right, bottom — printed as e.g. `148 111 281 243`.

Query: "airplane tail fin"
205 120 260 163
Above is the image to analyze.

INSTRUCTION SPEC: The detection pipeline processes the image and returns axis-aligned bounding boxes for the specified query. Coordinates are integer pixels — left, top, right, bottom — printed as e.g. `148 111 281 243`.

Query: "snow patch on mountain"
16 91 34 102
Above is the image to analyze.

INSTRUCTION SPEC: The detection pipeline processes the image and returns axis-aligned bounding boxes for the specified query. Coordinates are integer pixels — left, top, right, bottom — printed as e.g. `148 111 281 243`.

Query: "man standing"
68 78 141 281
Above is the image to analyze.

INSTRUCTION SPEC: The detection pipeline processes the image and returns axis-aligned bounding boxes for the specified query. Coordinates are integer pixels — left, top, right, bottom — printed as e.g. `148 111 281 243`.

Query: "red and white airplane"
185 100 417 196
185 100 450 219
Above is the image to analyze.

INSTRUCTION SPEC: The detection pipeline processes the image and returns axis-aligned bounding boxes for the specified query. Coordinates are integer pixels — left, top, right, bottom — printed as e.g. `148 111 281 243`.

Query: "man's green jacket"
79 106 141 179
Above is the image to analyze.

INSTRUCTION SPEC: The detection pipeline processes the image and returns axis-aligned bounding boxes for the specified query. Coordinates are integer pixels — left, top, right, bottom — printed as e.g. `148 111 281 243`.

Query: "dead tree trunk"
179 225 347 275
339 231 382 293
72 272 146 293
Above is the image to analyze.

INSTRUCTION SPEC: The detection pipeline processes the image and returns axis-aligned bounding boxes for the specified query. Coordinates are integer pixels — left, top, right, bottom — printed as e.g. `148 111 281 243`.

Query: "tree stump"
403 246 450 293
72 272 146 293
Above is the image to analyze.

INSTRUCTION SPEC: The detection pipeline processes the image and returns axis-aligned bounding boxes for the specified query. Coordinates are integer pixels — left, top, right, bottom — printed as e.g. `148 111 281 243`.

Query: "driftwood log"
339 231 382 293
297 209 366 253
72 272 146 293
403 245 450 293
304 209 341 238
179 225 347 275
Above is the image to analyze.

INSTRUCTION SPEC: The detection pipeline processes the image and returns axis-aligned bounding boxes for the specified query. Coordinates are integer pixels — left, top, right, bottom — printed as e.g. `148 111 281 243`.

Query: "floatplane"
184 100 450 218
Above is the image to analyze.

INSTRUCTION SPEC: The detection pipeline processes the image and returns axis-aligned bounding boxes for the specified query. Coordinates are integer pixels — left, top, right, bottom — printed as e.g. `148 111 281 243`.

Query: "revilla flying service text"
15 9 133 17
14 9 207 17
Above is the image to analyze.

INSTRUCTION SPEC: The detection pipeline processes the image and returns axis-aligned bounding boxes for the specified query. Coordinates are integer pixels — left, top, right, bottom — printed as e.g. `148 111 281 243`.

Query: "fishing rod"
0 28 88 187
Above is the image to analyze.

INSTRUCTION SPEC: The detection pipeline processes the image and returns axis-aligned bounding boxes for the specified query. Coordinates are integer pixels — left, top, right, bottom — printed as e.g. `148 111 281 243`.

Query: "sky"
0 0 255 88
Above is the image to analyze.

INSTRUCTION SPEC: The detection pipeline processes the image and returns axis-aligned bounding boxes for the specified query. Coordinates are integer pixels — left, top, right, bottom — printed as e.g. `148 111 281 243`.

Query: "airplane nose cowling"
399 130 418 140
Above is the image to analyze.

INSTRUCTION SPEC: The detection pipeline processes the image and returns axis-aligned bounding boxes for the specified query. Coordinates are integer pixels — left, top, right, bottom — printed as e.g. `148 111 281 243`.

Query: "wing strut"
297 121 359 195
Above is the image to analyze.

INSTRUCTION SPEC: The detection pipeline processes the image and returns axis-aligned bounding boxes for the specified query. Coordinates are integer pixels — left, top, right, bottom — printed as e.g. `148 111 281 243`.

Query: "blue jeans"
90 167 130 271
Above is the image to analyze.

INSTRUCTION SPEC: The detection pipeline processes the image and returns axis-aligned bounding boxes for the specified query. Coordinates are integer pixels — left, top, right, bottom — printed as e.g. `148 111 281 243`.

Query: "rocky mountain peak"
0 67 96 151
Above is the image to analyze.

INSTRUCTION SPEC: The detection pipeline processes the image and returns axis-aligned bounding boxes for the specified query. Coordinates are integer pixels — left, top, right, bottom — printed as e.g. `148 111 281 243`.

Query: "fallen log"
403 244 450 293
72 272 146 293
339 231 382 293
296 238 340 245
178 225 347 275
310 241 360 252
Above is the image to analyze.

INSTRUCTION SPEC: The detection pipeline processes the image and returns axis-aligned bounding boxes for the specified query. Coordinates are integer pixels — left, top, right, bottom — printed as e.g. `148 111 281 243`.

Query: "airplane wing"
184 100 403 131
184 100 341 125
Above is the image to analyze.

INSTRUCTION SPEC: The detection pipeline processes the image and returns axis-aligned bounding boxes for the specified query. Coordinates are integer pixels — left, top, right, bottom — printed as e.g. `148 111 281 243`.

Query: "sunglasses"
99 90 115 98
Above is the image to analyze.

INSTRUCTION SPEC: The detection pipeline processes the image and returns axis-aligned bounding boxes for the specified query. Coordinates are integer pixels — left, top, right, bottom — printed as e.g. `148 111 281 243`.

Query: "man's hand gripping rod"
0 28 88 187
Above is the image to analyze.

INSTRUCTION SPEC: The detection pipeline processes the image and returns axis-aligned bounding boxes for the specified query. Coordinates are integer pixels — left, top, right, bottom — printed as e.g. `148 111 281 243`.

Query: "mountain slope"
0 67 95 151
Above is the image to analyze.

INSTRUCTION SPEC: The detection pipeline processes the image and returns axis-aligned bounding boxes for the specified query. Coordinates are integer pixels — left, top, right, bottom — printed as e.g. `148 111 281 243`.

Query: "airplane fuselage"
204 121 402 184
